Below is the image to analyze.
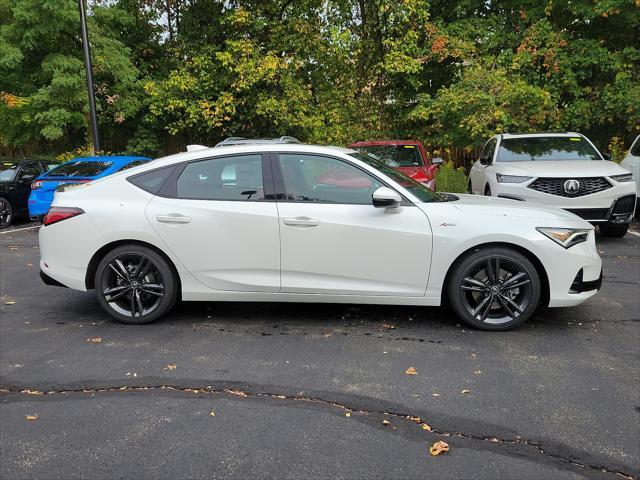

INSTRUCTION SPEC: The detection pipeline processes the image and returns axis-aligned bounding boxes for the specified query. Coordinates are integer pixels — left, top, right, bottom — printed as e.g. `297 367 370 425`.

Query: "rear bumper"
40 269 68 288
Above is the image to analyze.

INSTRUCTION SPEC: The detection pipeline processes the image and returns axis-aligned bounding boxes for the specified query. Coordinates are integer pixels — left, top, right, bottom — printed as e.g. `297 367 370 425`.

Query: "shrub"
435 161 468 193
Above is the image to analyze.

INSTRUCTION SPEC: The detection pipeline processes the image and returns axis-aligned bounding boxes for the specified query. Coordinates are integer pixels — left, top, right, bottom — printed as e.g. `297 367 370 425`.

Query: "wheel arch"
440 241 550 308
85 239 182 297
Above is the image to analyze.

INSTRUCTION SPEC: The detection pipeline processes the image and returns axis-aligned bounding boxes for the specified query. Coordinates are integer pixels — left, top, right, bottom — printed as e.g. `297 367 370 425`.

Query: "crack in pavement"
1 380 636 480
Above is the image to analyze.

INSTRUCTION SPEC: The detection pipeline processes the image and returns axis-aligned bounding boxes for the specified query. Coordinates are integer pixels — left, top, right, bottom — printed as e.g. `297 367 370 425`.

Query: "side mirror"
21 174 36 183
479 155 491 166
372 187 402 209
431 157 443 166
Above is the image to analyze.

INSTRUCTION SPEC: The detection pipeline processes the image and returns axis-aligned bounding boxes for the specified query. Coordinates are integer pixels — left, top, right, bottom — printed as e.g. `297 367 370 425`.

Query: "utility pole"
78 0 101 152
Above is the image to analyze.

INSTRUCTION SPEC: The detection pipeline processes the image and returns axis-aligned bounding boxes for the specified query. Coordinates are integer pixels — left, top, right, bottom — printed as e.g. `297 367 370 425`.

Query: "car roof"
499 132 583 139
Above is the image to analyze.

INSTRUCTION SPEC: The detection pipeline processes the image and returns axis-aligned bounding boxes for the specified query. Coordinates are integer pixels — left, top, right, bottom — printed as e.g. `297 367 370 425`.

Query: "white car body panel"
39 144 602 313
469 133 637 220
620 135 639 200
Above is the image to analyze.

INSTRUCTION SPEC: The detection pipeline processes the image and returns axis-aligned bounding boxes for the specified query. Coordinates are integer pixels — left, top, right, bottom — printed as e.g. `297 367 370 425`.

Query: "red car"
349 140 441 190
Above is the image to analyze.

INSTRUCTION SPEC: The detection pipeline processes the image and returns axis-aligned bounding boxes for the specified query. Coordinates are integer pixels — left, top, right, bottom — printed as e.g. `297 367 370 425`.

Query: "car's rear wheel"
447 247 541 331
95 245 178 324
599 222 629 238
0 197 13 229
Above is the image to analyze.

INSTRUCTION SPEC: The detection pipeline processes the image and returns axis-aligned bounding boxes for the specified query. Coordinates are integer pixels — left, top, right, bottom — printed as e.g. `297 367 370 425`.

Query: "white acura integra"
39 143 601 331
469 133 636 237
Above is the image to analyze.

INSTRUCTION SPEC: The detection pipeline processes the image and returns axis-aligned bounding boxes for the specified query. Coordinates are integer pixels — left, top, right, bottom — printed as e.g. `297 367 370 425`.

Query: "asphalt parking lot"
1 220 639 480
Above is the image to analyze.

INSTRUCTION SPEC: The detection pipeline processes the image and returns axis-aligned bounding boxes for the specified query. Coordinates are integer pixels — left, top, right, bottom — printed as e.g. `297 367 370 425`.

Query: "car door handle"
156 214 192 224
282 217 320 227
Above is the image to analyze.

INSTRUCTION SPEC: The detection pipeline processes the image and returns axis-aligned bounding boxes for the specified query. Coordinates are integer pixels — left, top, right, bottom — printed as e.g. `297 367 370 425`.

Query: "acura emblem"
564 179 580 194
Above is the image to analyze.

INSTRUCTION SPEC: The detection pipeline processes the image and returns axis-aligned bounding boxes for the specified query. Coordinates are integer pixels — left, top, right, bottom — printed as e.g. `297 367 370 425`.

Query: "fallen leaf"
422 423 432 431
382 419 390 426
21 390 43 396
4 301 16 305
461 389 471 395
408 416 421 423
164 364 177 370
405 367 417 375
345 412 351 418
26 263 33 267
431 393 441 397
381 323 396 330
474 370 482 374
86 337 102 343
25 414 38 421
209 410 216 417
429 440 449 456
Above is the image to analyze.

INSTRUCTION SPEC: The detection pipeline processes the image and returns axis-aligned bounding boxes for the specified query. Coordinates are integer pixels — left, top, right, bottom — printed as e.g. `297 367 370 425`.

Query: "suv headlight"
496 173 532 183
609 173 633 182
536 227 591 249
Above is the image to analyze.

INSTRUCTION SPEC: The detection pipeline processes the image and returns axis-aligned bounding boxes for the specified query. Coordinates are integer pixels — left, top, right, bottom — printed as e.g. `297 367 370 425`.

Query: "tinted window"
176 154 264 201
497 136 601 162
349 152 445 203
45 160 113 177
0 162 19 181
481 139 496 162
128 166 174 194
119 160 149 171
20 163 41 179
354 145 423 167
631 137 640 157
278 154 382 204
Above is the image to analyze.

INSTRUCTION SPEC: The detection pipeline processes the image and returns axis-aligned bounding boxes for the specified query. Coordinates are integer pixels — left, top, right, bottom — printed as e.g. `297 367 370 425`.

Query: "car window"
119 160 149 171
497 136 601 162
353 145 423 167
176 154 264 201
45 160 113 177
128 166 175 194
481 139 497 161
0 162 19 181
20 163 41 179
278 154 382 204
631 136 640 157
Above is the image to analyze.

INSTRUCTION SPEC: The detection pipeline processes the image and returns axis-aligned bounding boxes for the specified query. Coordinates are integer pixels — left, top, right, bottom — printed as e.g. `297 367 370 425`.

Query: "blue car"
29 155 151 219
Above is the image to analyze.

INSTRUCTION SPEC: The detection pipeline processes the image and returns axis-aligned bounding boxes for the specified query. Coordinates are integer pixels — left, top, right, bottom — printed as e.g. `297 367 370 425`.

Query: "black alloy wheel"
447 247 541 331
95 245 177 324
0 197 12 229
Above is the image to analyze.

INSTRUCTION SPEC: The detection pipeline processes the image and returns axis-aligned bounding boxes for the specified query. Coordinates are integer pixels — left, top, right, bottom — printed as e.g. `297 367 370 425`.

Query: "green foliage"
435 162 468 194
1 0 639 158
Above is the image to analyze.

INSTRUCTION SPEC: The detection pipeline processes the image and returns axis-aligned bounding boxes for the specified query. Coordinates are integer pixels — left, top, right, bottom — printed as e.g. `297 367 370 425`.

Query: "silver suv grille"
527 177 612 197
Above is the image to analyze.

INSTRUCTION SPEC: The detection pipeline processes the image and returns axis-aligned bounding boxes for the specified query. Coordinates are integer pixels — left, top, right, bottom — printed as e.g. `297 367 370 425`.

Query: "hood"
444 194 591 226
495 160 628 177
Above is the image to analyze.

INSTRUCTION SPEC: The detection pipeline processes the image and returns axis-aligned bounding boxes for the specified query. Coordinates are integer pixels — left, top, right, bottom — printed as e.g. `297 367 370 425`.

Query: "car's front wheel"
95 245 178 324
447 247 542 331
599 222 629 238
0 197 13 229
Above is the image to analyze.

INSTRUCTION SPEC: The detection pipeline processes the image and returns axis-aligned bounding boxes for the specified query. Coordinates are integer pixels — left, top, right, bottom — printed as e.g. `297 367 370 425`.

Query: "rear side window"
128 166 174 194
176 154 264 201
631 137 640 156
45 161 113 177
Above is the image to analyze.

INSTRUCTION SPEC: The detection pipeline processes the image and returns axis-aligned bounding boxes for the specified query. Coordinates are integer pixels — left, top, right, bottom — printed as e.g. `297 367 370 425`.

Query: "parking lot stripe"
0 225 40 234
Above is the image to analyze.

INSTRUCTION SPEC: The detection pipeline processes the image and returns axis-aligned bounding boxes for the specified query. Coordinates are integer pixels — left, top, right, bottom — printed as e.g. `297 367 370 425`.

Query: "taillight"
43 207 85 226
31 181 43 190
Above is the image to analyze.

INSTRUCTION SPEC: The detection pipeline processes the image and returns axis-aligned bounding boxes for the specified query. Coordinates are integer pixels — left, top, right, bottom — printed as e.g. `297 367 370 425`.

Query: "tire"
599 222 629 238
484 185 492 196
446 247 542 331
94 245 178 324
0 197 13 229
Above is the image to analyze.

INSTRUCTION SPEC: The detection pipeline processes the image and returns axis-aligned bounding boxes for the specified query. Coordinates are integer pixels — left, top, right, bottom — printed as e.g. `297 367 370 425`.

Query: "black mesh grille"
528 177 611 197
612 195 636 214
565 208 609 220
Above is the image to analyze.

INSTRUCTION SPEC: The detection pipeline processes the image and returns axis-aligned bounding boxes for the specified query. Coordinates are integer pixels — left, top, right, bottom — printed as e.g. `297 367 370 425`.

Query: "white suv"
469 133 637 237
620 135 639 220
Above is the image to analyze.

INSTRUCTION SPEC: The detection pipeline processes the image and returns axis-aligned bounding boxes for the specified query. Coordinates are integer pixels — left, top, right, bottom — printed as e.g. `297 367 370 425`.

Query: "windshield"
44 160 113 178
348 152 445 203
497 136 602 162
353 145 424 167
0 163 19 182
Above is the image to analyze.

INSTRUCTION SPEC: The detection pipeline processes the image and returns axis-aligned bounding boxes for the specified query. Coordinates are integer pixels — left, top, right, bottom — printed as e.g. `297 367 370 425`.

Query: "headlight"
609 173 633 182
536 227 591 249
496 173 532 183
